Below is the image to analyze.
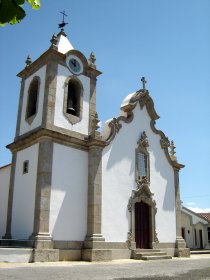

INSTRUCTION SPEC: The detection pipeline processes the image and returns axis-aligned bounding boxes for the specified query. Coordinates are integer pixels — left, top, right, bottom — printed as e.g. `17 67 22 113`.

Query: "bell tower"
4 25 105 262
14 29 101 139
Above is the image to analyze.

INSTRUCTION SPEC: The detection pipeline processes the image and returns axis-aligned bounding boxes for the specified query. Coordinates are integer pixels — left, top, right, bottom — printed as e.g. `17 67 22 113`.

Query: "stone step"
142 255 172 261
134 249 161 253
0 248 33 263
139 252 166 256
132 249 172 261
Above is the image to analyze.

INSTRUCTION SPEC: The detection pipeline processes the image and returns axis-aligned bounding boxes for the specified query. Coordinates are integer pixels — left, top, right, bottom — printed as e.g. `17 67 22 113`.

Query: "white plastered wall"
54 64 90 135
102 104 176 243
0 164 11 238
11 144 39 239
50 143 88 241
19 65 46 136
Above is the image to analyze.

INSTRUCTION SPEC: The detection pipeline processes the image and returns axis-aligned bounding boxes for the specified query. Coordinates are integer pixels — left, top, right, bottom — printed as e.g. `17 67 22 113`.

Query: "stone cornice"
120 90 159 120
7 127 85 152
104 112 134 146
7 126 106 153
17 48 65 79
103 89 184 170
150 120 184 170
104 90 158 146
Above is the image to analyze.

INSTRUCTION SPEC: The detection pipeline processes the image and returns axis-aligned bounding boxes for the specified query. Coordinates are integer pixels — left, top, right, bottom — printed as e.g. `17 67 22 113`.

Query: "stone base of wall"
175 237 190 258
82 249 112 262
111 249 131 259
59 249 82 261
0 240 191 262
175 248 190 258
32 249 59 262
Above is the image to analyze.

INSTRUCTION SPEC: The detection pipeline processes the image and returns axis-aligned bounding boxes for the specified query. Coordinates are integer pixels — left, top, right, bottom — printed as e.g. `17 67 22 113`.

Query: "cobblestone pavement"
0 255 210 280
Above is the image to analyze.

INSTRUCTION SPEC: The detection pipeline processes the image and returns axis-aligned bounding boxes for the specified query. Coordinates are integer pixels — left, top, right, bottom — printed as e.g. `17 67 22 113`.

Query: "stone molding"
135 131 150 182
127 180 159 250
104 113 134 145
103 89 184 171
17 48 65 80
63 76 84 124
15 80 25 138
25 76 41 125
150 120 184 171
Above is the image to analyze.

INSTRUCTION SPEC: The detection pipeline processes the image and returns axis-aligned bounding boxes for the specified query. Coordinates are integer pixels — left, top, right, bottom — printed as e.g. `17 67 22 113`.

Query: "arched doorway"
135 201 150 249
127 178 159 250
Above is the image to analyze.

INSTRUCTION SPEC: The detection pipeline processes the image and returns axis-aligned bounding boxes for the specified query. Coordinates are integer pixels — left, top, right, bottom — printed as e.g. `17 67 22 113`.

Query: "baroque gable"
102 83 184 171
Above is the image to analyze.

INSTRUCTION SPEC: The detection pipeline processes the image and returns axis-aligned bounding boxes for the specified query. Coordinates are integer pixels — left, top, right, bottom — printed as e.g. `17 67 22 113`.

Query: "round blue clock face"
69 58 81 73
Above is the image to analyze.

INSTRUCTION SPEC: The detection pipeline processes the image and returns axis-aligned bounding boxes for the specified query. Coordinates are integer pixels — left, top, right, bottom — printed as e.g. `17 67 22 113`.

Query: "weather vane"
58 10 68 30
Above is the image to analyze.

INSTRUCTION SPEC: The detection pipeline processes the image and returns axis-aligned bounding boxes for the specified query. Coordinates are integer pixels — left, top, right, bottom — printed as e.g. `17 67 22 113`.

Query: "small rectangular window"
23 160 29 174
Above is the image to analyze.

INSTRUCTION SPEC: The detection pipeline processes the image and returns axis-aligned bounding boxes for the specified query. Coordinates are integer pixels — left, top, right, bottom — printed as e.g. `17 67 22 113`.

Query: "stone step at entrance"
132 249 172 261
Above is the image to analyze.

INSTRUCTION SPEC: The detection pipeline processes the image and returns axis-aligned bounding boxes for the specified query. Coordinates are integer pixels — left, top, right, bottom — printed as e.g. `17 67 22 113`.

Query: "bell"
67 99 76 115
67 106 76 115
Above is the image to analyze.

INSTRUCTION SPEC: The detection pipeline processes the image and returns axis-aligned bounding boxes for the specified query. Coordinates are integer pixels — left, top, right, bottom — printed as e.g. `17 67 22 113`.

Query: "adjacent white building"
181 206 210 250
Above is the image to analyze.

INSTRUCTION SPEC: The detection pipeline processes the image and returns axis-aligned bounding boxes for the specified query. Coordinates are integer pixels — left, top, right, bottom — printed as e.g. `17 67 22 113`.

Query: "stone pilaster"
2 153 17 239
42 60 58 128
86 144 104 241
174 168 190 257
83 141 112 261
88 76 97 135
15 80 25 138
30 140 53 249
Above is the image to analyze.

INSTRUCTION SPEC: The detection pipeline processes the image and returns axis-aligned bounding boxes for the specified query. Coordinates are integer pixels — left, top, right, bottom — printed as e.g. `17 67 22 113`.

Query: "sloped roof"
198 213 210 223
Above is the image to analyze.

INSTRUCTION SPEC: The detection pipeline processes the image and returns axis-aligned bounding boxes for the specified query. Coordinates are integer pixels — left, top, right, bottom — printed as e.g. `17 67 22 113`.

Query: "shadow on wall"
50 187 87 241
149 134 175 212
104 124 136 178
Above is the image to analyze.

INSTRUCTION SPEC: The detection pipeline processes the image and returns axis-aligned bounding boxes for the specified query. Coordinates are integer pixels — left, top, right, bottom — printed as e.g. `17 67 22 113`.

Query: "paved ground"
0 255 210 280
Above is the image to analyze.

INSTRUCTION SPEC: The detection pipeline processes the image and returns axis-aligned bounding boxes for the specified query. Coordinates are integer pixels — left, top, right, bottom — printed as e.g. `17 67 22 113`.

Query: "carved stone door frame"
127 178 159 250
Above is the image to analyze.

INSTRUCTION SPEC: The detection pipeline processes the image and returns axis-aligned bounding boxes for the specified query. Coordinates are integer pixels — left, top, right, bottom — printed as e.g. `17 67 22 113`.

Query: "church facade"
0 29 190 262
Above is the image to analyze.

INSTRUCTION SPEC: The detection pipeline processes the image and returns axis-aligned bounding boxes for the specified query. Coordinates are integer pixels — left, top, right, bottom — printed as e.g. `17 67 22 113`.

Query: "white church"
0 27 190 262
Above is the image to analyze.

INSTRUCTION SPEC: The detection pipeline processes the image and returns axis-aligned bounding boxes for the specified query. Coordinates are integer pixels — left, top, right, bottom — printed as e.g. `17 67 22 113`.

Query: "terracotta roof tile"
198 213 210 223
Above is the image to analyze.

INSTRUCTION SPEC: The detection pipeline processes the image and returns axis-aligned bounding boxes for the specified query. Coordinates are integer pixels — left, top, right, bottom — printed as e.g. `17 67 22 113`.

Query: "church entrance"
135 201 150 249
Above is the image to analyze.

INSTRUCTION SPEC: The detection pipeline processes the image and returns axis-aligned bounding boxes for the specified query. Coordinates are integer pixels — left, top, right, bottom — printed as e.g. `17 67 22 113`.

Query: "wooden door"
135 201 150 249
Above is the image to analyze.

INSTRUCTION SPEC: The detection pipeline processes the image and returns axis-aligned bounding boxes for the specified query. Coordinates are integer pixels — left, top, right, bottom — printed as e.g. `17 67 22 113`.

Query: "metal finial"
141 77 147 90
88 52 96 68
25 55 32 67
169 140 177 161
58 10 68 30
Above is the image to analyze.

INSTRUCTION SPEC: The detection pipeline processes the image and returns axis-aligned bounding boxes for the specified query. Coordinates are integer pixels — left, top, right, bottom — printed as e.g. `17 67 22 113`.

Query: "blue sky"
0 0 209 212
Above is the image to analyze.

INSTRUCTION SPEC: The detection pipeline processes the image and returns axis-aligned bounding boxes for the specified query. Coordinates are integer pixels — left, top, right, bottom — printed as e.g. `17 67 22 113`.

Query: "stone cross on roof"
141 77 147 90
